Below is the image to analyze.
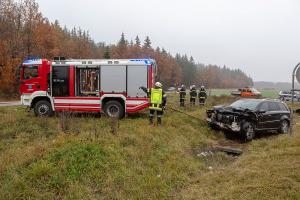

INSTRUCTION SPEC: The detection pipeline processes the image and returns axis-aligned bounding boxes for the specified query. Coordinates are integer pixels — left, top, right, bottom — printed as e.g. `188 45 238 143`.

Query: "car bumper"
21 94 31 106
207 118 241 132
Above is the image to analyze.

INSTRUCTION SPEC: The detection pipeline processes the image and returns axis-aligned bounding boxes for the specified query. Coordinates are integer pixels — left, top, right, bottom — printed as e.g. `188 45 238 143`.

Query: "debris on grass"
194 145 243 170
196 146 243 158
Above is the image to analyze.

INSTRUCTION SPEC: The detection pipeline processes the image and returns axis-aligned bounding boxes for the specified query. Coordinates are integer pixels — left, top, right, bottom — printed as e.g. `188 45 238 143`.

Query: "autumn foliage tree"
0 0 253 97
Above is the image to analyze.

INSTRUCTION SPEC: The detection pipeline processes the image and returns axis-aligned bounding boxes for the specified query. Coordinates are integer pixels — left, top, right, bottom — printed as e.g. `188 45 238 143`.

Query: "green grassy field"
0 94 299 200
210 89 279 98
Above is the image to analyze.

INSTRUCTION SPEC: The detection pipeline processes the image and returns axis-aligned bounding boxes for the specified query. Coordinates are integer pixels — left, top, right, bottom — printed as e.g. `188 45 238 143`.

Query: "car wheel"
278 120 289 134
34 100 53 117
242 121 255 142
103 101 124 119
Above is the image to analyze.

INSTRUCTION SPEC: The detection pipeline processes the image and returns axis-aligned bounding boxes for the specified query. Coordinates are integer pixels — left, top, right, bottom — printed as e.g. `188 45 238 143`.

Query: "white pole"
291 63 300 136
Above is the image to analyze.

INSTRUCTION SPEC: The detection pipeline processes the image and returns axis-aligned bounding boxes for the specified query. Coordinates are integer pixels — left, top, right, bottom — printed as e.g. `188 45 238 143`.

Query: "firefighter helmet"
155 82 163 88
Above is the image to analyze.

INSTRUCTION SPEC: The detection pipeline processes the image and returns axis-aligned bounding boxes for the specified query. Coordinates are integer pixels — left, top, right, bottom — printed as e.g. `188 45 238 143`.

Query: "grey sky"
36 0 300 82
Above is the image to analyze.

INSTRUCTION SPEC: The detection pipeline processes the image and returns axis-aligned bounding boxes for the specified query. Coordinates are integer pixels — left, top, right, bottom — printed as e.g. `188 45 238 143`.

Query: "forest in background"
0 0 253 96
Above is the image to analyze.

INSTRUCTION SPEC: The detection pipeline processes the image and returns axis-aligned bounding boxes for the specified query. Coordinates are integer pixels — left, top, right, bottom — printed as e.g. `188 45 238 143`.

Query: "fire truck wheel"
104 101 124 119
34 100 53 117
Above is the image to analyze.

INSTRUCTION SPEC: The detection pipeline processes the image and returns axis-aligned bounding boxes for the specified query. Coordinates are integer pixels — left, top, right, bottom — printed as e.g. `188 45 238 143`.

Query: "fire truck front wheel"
34 100 54 117
103 101 124 119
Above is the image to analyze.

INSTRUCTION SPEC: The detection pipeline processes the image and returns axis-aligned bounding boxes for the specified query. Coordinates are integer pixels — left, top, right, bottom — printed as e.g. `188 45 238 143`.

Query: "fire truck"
19 57 157 118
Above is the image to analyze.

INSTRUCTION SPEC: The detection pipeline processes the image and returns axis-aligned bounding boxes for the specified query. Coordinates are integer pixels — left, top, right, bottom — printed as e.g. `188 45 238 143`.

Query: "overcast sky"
36 0 300 82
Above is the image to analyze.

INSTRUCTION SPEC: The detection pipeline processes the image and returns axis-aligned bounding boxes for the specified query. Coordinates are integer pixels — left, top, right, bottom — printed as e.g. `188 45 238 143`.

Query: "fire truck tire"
34 100 54 117
103 101 124 119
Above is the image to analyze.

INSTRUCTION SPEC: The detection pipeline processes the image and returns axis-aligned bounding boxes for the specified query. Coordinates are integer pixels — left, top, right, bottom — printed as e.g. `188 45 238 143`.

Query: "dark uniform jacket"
179 88 186 99
190 88 197 98
198 89 207 98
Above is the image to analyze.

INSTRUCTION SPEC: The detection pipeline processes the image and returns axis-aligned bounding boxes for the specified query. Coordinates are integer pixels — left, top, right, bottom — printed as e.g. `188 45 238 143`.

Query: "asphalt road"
0 101 22 107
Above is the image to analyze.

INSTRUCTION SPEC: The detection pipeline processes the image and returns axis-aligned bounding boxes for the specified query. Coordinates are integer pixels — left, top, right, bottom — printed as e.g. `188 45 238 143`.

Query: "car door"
52 65 71 111
21 65 41 93
268 102 282 129
257 102 274 129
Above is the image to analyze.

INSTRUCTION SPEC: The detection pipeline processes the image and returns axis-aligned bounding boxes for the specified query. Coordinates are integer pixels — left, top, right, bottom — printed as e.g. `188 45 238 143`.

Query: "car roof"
238 98 283 103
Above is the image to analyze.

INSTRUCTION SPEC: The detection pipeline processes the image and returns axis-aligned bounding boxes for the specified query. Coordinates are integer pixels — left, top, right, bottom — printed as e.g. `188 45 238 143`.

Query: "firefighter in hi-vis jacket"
140 82 167 125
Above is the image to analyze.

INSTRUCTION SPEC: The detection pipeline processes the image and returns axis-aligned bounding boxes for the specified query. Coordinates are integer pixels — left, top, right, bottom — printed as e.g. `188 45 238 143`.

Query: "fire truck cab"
19 57 157 118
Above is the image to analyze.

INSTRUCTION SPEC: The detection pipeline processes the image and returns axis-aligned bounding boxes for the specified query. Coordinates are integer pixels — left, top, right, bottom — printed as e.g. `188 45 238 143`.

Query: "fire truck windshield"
23 65 38 80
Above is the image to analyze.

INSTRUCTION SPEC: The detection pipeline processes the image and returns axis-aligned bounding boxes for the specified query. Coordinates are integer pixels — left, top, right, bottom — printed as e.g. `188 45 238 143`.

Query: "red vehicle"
19 57 157 118
231 87 262 98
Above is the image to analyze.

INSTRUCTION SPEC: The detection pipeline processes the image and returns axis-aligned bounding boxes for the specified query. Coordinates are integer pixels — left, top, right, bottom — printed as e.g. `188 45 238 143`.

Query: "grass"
0 94 299 199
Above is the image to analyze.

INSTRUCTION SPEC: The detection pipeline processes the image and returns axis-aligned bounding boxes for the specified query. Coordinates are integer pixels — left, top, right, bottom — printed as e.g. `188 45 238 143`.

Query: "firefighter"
198 85 207 106
179 84 186 107
140 82 167 125
190 85 197 106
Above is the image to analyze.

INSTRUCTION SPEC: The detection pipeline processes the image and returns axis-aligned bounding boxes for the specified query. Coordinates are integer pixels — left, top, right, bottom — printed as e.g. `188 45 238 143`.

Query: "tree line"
0 0 253 96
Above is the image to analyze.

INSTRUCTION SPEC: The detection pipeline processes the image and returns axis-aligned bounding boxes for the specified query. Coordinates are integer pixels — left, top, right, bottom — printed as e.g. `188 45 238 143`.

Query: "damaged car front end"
207 106 257 140
206 99 291 141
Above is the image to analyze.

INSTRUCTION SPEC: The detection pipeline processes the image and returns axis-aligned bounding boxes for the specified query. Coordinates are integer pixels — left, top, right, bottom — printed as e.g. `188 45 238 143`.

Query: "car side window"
259 102 269 111
278 103 288 111
269 102 280 111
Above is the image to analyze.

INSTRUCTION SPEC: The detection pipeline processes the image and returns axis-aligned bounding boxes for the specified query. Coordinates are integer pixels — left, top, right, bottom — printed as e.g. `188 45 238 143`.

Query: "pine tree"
143 36 152 49
129 39 134 47
135 36 141 47
104 46 110 59
118 32 127 46
190 56 194 63
156 47 161 53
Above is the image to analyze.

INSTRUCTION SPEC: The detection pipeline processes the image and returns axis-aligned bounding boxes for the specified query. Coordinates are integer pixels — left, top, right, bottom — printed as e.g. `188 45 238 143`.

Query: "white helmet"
192 85 196 88
155 82 162 88
201 85 205 89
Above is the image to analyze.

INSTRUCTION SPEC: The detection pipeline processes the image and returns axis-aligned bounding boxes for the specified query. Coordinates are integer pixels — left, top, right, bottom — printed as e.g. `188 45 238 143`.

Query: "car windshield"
230 99 261 110
251 88 259 93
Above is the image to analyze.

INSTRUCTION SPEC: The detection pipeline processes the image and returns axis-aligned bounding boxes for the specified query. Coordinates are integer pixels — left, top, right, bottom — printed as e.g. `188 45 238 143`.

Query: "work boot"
157 116 162 125
149 116 154 125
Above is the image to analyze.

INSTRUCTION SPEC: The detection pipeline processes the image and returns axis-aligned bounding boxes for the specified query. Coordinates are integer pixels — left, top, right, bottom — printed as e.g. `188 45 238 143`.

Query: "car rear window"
268 102 280 111
278 103 289 111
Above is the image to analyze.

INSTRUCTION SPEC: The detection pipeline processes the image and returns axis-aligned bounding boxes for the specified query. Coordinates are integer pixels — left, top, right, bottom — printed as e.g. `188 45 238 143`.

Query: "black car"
206 99 291 141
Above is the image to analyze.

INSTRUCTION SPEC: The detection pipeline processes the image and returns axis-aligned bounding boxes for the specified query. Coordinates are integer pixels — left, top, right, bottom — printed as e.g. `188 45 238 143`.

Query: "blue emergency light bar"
23 56 42 64
130 59 154 65
23 56 41 63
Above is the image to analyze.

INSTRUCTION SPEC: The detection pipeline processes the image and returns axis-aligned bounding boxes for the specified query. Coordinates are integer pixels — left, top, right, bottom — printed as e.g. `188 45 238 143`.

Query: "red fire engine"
19 57 157 118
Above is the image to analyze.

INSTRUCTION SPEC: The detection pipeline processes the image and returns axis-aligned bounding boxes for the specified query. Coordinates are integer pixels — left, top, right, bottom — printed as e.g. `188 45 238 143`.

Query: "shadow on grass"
223 129 283 143
127 112 148 119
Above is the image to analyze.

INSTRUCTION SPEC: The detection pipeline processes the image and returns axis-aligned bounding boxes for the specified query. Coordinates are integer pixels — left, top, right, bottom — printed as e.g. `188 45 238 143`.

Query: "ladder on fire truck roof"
22 56 156 66
52 57 156 66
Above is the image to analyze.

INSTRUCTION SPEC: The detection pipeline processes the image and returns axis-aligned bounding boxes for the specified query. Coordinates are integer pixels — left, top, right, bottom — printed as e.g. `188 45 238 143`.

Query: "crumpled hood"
209 105 255 116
